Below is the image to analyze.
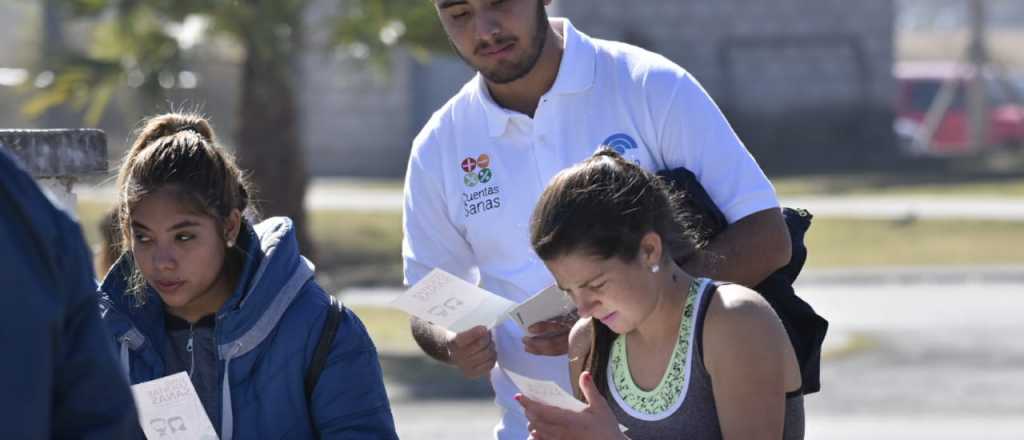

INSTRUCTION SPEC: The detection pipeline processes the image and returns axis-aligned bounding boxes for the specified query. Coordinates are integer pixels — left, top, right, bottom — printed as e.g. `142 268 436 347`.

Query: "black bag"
657 167 828 394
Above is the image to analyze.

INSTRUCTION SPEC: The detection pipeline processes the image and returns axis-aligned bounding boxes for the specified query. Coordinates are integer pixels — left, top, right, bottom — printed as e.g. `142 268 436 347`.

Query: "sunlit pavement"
799 279 1024 439
369 274 1024 439
391 399 499 439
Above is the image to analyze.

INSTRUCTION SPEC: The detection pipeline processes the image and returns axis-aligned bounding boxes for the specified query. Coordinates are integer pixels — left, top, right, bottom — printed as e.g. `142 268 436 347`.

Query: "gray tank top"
601 278 804 439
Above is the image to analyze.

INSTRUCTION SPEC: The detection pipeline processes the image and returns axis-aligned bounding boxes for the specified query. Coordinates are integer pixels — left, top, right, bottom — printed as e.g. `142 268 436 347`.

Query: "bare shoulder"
568 317 595 362
567 317 595 397
707 283 776 324
704 283 789 361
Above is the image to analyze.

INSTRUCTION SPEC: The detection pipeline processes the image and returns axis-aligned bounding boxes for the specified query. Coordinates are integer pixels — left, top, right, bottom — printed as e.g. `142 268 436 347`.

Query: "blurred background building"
2 0 1020 176
293 0 899 176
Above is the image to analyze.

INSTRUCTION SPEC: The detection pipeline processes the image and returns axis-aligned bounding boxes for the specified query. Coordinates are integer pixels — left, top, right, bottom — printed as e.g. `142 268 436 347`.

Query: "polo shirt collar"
476 18 597 137
476 77 515 137
547 18 596 96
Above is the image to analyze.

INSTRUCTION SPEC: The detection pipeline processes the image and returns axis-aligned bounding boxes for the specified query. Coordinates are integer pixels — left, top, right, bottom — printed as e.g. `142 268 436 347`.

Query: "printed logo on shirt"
478 168 493 183
461 154 495 188
461 153 502 217
602 133 638 155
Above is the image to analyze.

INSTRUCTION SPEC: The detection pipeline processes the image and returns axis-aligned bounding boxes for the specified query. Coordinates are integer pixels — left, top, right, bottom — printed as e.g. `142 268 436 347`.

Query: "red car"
895 62 1024 155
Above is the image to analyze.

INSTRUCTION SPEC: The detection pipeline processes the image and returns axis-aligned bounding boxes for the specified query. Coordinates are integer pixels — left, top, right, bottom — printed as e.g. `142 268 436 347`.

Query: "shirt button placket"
532 100 564 183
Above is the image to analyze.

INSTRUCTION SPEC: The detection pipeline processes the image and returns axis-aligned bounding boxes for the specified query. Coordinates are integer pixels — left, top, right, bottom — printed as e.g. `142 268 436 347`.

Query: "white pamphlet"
505 369 629 433
506 284 577 334
131 371 219 440
392 268 517 333
504 369 587 412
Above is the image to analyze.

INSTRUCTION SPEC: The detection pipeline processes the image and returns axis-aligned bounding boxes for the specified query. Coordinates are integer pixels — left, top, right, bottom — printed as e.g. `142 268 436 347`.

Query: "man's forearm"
410 316 453 363
682 208 791 287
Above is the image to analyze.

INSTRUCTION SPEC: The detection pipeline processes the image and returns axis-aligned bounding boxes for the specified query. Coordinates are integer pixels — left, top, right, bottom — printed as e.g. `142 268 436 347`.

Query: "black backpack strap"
306 295 343 422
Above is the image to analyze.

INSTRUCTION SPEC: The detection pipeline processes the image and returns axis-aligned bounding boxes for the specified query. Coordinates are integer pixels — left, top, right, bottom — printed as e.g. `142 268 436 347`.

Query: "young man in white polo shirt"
403 1 792 438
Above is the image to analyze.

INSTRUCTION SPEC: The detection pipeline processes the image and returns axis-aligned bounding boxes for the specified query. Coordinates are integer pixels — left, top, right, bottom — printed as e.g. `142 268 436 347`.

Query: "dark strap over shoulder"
694 281 722 361
306 295 343 419
656 167 828 395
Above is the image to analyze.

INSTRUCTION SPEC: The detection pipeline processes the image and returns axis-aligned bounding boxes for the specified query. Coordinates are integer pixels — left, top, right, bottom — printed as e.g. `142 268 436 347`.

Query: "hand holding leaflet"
131 372 219 440
505 369 586 412
507 369 629 434
507 284 577 334
391 268 517 333
392 269 576 335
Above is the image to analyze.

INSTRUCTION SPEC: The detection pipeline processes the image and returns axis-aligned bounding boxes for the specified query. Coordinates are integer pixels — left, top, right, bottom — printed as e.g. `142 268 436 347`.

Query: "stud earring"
650 264 660 273
227 240 234 248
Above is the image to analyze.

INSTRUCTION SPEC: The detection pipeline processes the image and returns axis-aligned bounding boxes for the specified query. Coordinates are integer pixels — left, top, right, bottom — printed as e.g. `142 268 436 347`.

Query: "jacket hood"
100 216 315 362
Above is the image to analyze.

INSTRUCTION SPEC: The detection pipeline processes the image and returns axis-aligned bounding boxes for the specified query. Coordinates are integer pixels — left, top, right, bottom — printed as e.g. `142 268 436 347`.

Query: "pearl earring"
650 264 660 273
227 240 234 248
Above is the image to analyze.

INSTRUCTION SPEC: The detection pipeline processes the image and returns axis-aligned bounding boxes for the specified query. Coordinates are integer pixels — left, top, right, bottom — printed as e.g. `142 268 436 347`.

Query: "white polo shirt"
402 18 778 439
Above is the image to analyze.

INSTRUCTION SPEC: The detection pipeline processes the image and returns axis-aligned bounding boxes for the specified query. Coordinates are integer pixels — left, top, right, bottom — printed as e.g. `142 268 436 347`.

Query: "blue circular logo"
602 133 638 155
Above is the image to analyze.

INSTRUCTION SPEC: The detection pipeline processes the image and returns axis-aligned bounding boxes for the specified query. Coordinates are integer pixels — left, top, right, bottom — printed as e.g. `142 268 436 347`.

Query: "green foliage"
25 0 192 123
333 0 448 67
25 0 448 124
20 55 122 124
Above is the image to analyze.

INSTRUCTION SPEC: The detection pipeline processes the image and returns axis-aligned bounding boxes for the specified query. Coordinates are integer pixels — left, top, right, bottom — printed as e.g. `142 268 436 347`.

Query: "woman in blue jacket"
98 112 398 439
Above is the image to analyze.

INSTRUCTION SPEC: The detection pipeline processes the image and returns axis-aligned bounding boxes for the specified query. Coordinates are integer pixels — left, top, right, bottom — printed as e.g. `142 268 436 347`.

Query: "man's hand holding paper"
393 269 579 374
392 269 518 333
446 325 498 379
522 315 575 356
508 284 578 357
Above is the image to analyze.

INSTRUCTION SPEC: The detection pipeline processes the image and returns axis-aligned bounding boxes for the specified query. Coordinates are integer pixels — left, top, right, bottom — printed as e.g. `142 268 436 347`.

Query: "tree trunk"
236 29 315 259
41 0 74 128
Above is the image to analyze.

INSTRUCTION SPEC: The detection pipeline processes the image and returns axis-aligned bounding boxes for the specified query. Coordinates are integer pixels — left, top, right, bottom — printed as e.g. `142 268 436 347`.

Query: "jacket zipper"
187 323 195 376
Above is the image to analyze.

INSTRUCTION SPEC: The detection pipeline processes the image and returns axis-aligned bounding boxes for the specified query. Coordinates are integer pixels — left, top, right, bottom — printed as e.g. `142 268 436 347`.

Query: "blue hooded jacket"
0 149 137 438
100 216 398 439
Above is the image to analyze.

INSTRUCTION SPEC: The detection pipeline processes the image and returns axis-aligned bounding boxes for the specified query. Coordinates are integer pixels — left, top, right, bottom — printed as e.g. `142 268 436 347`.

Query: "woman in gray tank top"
519 149 804 439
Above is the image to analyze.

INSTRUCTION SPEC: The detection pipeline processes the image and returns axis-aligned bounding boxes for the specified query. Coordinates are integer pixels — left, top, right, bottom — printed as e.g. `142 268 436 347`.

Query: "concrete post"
0 129 108 216
967 0 989 152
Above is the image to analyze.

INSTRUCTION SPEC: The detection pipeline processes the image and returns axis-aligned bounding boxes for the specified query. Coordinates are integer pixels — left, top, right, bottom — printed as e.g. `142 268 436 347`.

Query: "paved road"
390 401 1024 440
799 281 1024 423
77 178 1024 220
365 276 1024 439
391 399 498 439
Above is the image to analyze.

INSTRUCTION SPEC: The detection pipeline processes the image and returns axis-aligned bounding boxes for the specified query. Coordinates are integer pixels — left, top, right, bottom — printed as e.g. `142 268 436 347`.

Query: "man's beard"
450 1 549 85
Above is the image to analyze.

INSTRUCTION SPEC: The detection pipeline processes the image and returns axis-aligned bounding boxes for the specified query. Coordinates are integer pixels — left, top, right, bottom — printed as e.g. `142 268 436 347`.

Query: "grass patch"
805 218 1024 268
78 201 1024 289
821 331 879 362
308 209 404 290
78 200 1024 354
77 200 406 289
773 174 1024 197
312 169 1024 197
311 177 404 192
349 305 419 353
